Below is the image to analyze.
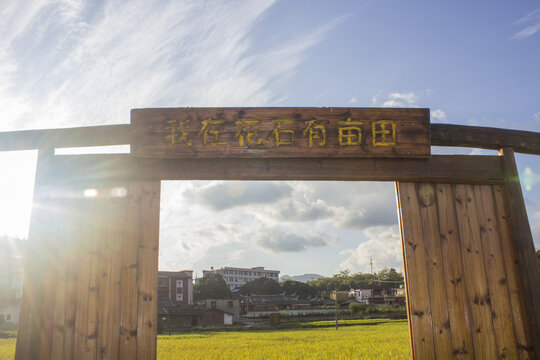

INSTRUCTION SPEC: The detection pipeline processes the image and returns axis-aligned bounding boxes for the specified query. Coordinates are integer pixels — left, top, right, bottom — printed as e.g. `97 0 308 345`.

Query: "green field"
0 320 410 360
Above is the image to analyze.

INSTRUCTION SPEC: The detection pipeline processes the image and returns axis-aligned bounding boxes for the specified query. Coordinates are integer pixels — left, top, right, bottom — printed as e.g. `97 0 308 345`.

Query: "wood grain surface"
397 182 534 359
131 107 430 158
15 178 161 360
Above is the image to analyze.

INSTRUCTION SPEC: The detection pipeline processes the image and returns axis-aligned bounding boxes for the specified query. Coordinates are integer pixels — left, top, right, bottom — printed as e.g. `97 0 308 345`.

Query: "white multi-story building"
203 266 280 290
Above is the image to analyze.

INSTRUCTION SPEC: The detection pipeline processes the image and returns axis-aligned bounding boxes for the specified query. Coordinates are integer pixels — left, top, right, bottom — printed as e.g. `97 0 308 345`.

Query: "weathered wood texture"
397 182 535 359
15 175 161 360
131 107 431 158
1 117 540 155
46 154 504 183
0 124 132 151
499 147 540 354
432 123 540 155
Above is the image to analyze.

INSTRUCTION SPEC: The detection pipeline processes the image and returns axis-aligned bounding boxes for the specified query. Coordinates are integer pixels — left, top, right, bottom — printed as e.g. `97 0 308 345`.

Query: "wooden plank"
63 198 84 360
15 149 53 360
499 147 540 355
136 182 160 360
15 149 56 360
0 120 539 156
473 185 518 359
395 182 416 359
416 183 454 358
102 197 125 360
131 108 430 158
83 198 100 360
435 184 474 358
493 184 535 359
432 123 540 155
73 197 97 359
49 155 505 183
454 184 498 359
0 124 132 151
37 206 61 360
50 197 87 359
96 197 113 360
396 182 436 359
118 182 141 359
49 200 71 359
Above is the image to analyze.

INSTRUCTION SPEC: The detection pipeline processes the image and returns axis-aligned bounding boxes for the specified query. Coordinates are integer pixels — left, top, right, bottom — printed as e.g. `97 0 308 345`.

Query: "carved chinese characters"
166 117 396 149
132 108 430 158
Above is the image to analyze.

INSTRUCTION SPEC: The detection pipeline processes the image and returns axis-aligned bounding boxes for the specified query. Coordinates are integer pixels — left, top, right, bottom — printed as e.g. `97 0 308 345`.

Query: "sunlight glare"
84 188 98 197
0 151 37 238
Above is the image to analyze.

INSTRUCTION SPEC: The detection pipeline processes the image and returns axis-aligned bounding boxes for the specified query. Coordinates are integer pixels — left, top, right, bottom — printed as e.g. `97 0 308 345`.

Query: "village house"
349 288 405 306
196 298 240 323
0 305 20 330
158 301 233 331
158 270 193 304
240 294 311 312
202 266 280 290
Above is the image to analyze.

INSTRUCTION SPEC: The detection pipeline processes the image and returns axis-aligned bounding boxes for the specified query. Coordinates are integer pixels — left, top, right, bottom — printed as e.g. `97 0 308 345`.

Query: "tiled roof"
241 294 310 305
158 301 233 316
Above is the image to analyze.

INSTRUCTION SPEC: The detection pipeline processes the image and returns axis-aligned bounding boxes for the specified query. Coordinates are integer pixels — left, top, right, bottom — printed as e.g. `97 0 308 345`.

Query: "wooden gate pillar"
397 180 537 359
499 147 540 353
15 154 161 360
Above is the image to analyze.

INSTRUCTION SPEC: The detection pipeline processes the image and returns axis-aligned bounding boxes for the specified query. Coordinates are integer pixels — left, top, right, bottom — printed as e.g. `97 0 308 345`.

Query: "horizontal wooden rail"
0 122 539 154
431 123 540 155
0 124 132 151
40 154 504 184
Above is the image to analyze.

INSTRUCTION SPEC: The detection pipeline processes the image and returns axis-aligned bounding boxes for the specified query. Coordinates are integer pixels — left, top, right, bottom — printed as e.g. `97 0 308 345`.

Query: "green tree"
376 268 404 289
193 273 231 301
239 277 280 295
279 280 318 299
307 268 404 296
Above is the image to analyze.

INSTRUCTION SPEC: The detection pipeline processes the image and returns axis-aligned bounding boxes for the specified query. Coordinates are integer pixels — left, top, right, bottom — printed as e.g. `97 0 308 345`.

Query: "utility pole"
369 256 374 274
335 297 339 331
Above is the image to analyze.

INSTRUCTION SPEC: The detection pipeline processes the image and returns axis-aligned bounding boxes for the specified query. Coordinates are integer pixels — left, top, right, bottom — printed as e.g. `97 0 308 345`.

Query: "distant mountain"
280 273 324 283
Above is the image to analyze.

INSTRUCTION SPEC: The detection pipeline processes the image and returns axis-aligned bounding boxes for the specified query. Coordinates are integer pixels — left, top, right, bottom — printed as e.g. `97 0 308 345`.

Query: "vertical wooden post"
15 148 55 360
499 147 540 354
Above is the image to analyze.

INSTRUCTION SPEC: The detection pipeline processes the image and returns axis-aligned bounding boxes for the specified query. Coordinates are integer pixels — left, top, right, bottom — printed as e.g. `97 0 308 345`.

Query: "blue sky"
0 1 539 277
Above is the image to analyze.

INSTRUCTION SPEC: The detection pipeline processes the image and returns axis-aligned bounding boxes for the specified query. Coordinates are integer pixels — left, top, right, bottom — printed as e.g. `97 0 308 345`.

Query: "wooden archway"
1 107 539 359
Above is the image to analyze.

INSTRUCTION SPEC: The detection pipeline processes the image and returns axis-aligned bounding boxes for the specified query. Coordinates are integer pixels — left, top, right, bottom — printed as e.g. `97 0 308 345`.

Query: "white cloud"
534 112 540 122
523 167 540 192
371 91 420 108
381 92 418 107
371 89 438 108
512 8 540 40
348 96 357 104
158 181 399 272
0 0 343 130
255 227 340 253
371 92 380 105
186 181 292 211
340 225 402 273
431 109 447 123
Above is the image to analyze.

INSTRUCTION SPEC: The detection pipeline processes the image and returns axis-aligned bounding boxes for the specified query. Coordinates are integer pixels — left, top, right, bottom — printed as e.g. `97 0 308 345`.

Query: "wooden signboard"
131 108 430 158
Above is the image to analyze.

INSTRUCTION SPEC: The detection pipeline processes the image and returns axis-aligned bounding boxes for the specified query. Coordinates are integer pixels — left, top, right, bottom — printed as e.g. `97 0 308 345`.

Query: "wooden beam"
0 124 132 151
131 107 430 159
498 147 540 355
43 154 504 184
432 124 540 155
0 121 539 155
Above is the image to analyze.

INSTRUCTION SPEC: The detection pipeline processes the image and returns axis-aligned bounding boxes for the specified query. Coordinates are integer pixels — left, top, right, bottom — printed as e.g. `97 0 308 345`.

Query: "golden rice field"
0 319 410 360
158 319 410 360
0 338 15 360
